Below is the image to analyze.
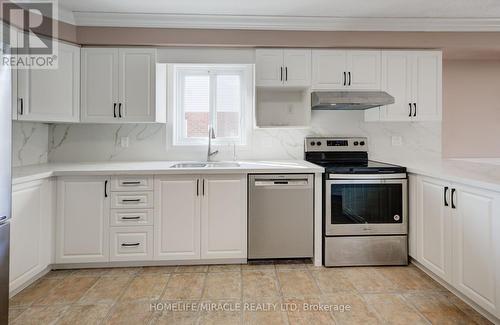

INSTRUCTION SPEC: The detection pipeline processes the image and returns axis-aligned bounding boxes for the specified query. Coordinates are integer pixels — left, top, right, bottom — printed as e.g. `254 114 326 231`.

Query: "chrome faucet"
207 126 219 162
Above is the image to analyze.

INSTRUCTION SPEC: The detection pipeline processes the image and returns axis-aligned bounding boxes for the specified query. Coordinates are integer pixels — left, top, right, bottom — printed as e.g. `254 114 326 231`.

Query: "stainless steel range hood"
311 91 394 110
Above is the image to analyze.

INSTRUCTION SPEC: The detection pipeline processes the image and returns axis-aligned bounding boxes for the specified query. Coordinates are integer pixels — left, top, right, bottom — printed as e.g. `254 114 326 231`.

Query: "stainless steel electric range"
305 137 409 267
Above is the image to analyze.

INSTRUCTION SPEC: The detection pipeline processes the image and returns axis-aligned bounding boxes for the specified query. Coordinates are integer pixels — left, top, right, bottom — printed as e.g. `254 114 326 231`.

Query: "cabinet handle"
285 67 288 81
280 67 283 81
444 186 449 207
413 103 417 117
348 72 351 86
196 179 199 196
104 180 108 198
121 243 140 247
113 103 117 118
408 103 412 117
122 199 141 202
118 103 122 118
202 179 205 196
122 181 141 185
343 72 346 86
19 98 24 115
451 188 457 209
121 216 141 220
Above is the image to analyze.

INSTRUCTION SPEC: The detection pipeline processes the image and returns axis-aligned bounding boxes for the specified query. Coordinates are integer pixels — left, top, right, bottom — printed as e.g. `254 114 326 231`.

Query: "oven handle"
328 173 407 180
326 179 407 185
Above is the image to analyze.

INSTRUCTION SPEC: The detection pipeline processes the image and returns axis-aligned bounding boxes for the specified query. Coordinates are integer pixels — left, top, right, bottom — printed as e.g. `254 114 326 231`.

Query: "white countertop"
12 160 324 185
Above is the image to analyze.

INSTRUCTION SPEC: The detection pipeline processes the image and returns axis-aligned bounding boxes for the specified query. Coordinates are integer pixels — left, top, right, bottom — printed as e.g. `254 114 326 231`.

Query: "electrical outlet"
391 136 403 146
120 136 129 148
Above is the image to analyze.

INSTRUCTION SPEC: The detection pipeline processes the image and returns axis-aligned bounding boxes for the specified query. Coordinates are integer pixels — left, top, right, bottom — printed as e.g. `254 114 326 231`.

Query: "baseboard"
9 266 51 298
411 259 500 325
51 258 247 269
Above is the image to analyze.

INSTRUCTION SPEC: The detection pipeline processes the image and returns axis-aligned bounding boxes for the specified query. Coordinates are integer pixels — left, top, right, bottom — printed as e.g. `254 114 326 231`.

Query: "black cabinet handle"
19 98 24 115
444 186 449 206
118 103 122 118
113 103 117 118
413 103 417 117
285 67 288 81
280 67 283 81
343 72 346 86
121 243 140 247
202 179 205 196
409 103 412 117
196 179 199 196
451 188 457 209
121 216 141 220
348 72 351 86
104 180 108 198
122 199 141 202
122 181 141 185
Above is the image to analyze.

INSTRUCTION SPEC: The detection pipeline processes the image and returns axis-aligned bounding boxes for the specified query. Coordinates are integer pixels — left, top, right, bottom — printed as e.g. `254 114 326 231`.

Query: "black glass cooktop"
315 160 406 174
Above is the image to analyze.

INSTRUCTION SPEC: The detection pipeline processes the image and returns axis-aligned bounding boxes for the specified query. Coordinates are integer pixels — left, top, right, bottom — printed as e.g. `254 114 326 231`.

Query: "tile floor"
8 262 492 325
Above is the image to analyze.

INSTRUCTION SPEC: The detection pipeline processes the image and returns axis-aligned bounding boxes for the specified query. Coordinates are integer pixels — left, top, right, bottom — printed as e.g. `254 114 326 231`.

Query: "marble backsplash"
12 121 50 167
42 110 441 164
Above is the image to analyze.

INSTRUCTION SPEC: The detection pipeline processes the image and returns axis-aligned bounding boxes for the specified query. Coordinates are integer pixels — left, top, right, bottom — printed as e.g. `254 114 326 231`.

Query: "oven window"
330 183 402 224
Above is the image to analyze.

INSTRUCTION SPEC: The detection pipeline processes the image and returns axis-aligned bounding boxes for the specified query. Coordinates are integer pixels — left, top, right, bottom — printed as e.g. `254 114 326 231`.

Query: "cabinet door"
413 51 442 121
283 49 311 87
118 48 156 122
56 176 110 263
380 51 413 121
255 49 284 87
452 185 500 316
10 181 46 291
81 48 119 123
17 40 80 122
347 51 381 90
312 50 347 89
154 175 201 260
416 176 452 282
201 175 247 259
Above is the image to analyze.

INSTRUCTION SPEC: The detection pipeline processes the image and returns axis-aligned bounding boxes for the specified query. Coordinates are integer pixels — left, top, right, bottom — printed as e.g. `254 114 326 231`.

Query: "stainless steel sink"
170 162 240 168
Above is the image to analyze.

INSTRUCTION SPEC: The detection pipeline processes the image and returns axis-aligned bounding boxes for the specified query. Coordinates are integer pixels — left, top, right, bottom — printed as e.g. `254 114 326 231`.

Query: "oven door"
324 177 407 236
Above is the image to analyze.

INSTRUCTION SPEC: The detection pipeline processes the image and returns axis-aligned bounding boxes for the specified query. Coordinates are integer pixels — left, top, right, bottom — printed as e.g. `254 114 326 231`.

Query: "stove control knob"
393 215 401 221
310 141 315 146
353 141 359 146
316 141 322 146
360 141 365 146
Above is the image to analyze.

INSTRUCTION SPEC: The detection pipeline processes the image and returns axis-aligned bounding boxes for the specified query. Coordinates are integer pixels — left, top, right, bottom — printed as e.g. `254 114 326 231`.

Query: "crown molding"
72 12 500 31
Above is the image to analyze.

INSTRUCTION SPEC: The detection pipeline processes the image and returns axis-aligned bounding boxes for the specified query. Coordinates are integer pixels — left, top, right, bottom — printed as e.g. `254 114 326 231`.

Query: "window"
173 64 252 145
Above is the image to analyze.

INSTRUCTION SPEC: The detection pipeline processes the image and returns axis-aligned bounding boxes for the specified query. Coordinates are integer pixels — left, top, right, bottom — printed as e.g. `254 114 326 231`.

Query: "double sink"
170 162 241 168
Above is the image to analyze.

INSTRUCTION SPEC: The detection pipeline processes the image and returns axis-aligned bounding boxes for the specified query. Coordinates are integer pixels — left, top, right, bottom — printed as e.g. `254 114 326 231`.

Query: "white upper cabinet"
256 49 311 87
81 48 165 123
378 51 442 122
15 37 80 123
312 50 381 90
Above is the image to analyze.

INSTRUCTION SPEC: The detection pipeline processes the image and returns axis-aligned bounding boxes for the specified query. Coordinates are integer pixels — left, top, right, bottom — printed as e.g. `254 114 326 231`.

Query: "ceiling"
57 0 500 31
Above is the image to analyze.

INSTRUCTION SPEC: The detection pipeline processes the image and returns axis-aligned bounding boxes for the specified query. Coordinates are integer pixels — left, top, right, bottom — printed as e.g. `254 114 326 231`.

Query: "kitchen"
1 0 500 324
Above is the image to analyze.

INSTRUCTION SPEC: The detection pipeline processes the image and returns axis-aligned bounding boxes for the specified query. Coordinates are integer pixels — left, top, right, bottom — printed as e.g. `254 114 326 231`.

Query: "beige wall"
443 60 500 157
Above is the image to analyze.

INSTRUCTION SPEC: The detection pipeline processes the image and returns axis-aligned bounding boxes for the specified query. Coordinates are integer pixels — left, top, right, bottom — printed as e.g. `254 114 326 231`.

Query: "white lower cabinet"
154 174 247 261
56 176 110 263
110 226 153 261
10 179 53 292
412 174 500 318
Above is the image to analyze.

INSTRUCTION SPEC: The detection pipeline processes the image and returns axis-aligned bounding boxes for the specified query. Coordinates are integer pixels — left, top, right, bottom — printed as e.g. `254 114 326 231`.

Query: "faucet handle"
209 126 216 139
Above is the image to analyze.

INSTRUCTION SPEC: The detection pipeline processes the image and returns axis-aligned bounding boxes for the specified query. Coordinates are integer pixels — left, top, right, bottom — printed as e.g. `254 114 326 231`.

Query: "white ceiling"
60 0 500 18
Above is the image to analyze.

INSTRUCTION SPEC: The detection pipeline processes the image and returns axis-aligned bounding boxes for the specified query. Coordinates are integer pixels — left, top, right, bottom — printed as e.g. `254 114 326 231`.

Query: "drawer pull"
122 181 142 185
121 242 140 247
121 216 141 220
121 199 141 203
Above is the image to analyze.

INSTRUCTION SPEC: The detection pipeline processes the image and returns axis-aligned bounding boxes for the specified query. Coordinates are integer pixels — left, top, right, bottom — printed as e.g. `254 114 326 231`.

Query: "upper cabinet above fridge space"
255 49 311 88
81 48 166 123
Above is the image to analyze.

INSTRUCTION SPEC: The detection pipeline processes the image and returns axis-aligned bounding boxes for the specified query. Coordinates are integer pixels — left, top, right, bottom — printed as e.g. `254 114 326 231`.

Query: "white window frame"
171 64 253 146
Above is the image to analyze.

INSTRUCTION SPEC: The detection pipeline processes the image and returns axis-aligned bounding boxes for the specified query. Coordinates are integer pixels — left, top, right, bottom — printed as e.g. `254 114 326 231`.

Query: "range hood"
311 91 394 110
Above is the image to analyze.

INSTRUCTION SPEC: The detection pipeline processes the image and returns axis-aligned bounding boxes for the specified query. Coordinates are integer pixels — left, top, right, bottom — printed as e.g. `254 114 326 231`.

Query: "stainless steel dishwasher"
248 174 314 259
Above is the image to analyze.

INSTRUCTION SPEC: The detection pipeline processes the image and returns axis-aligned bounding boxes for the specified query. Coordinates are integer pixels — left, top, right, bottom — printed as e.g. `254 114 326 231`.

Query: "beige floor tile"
121 274 170 301
44 269 75 278
343 267 397 293
284 296 336 325
242 270 280 299
8 308 27 323
243 298 287 325
104 267 143 277
141 266 178 274
203 272 242 299
404 292 481 324
175 265 209 273
375 266 444 292
105 300 155 325
69 268 112 277
199 300 242 325
57 304 111 325
80 276 132 304
10 277 62 307
153 304 200 325
311 268 356 294
322 292 381 325
277 270 320 297
163 273 206 300
35 276 98 305
208 264 242 272
440 292 493 325
11 305 69 325
241 263 275 271
275 263 308 270
363 293 428 324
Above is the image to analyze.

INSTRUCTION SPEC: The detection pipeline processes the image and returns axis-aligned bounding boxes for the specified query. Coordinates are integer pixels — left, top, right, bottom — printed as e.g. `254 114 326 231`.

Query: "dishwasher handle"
254 179 309 187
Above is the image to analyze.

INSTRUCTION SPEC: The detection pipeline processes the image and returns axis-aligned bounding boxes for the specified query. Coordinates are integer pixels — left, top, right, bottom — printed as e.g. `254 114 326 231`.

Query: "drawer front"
110 209 153 226
111 176 153 191
111 192 153 209
110 226 153 261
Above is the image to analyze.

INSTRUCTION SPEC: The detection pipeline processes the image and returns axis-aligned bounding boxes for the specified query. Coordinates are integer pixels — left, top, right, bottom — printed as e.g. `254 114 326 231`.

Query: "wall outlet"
120 136 129 148
391 136 403 146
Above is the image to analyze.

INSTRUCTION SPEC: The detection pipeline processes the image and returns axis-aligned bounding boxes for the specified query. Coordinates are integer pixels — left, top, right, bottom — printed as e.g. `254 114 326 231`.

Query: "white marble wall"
12 121 50 167
46 110 441 163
